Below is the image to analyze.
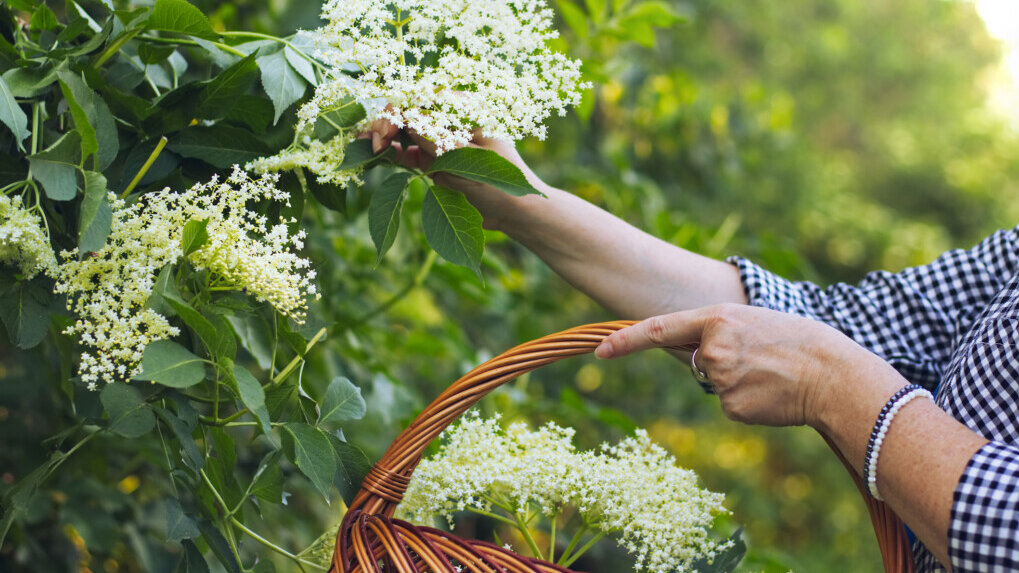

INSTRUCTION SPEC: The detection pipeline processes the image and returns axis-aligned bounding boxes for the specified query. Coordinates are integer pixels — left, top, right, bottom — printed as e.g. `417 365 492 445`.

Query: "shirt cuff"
949 440 1019 572
726 256 825 320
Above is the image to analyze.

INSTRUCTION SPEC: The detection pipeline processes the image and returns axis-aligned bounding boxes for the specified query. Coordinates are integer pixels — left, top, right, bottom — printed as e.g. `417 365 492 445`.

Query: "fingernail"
372 131 382 154
595 341 613 359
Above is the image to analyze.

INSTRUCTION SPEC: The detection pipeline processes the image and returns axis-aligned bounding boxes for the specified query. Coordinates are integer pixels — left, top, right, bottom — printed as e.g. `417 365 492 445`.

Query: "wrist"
807 346 904 436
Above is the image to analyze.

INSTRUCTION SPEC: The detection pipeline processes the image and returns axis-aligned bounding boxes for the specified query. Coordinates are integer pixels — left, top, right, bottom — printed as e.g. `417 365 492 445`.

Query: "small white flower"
0 194 57 279
399 414 730 572
56 168 318 387
296 0 590 154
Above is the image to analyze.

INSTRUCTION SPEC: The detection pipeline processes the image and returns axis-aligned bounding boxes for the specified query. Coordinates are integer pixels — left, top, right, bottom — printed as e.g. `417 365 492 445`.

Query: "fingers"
595 309 713 359
370 118 399 154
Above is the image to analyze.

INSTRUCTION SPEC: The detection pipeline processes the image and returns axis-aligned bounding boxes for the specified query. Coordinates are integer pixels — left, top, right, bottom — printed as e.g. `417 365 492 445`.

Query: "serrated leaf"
318 377 366 425
2 67 59 99
101 383 156 438
197 520 241 573
165 498 200 542
337 138 393 170
0 73 29 151
257 49 306 124
250 453 284 504
154 406 203 470
146 264 181 317
176 540 210 572
79 171 111 253
58 77 98 162
284 47 316 85
422 185 485 276
328 435 371 504
133 340 206 388
306 177 347 214
429 147 541 197
180 218 209 256
231 362 271 437
368 172 410 261
0 282 50 349
147 0 218 40
168 125 269 168
29 131 81 201
198 53 259 119
282 423 336 501
223 95 274 133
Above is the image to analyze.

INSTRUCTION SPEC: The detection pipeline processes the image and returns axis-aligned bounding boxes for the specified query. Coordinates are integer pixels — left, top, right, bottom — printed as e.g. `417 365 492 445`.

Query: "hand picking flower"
399 413 732 572
298 0 590 154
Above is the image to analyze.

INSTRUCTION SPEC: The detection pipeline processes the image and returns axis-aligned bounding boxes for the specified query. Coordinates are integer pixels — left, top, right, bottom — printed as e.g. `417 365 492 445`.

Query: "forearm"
472 180 747 318
814 356 988 569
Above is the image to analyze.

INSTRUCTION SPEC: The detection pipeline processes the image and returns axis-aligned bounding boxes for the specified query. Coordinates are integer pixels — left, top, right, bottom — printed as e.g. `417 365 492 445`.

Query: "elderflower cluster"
299 0 589 153
247 131 361 186
400 414 730 572
0 194 57 279
56 168 317 389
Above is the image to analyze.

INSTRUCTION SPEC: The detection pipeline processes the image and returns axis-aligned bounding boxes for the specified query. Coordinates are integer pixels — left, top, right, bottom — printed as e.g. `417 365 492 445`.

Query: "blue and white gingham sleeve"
949 441 1019 572
726 225 1019 390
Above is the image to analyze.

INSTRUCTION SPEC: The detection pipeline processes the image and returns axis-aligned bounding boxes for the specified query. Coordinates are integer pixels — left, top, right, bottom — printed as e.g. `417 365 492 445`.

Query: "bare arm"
372 126 747 318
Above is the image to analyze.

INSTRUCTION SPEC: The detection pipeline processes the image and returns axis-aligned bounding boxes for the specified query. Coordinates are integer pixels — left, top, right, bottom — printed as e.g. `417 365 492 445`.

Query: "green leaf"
2 67 59 99
330 438 371 503
256 49 307 124
0 282 50 349
154 406 203 470
422 185 485 276
250 452 284 504
428 147 541 197
558 1 589 40
30 4 58 31
284 46 316 85
180 218 209 257
368 172 411 261
231 362 271 437
337 137 395 170
79 171 111 253
100 382 156 438
58 76 99 162
138 44 175 65
168 125 270 168
282 422 336 501
225 314 273 370
164 297 218 351
197 520 241 573
29 131 81 200
197 53 259 119
0 74 29 152
176 540 210 573
147 0 218 40
318 377 366 426
165 498 200 543
306 177 347 214
133 340 206 388
56 70 120 171
146 264 181 317
222 95 274 133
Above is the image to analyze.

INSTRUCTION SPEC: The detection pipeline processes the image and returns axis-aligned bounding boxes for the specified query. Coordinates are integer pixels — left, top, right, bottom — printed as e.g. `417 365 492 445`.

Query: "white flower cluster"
56 168 317 388
400 414 730 572
0 194 57 279
247 131 361 186
300 0 589 153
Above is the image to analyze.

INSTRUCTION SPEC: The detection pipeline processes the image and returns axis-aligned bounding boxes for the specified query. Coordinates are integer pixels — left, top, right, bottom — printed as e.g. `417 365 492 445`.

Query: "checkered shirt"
727 224 1019 572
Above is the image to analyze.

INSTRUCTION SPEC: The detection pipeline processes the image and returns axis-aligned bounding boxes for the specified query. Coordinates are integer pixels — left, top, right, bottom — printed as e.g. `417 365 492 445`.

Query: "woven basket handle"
345 321 913 572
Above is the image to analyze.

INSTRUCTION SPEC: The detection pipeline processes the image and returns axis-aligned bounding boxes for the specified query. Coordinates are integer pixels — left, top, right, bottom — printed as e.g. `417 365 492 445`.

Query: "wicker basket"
330 322 914 572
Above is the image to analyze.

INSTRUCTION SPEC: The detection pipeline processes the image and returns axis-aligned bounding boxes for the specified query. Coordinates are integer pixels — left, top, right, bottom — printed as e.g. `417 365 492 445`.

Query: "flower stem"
560 531 605 568
557 523 588 566
121 136 168 198
465 507 518 528
549 514 556 562
271 326 327 386
514 511 544 561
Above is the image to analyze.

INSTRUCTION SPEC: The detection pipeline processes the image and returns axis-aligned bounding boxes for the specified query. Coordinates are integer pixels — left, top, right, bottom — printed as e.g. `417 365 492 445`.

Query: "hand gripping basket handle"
335 321 914 573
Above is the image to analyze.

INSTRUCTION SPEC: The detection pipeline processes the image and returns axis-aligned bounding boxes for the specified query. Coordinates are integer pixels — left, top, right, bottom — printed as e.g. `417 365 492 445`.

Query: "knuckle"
644 316 669 346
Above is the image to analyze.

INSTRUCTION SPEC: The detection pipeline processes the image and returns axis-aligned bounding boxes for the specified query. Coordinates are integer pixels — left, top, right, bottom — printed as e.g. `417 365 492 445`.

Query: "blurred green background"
3 0 1018 571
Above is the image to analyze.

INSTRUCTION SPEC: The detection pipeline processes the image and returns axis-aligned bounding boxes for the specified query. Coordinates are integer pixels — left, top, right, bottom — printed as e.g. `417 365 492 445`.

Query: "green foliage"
0 0 1015 572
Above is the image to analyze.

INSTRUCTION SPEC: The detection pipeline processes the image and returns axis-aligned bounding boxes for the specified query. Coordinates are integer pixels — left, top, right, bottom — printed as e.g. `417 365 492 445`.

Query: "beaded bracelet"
863 384 934 500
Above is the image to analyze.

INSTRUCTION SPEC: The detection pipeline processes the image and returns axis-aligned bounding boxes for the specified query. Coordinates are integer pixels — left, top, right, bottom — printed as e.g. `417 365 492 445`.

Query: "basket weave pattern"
330 322 914 572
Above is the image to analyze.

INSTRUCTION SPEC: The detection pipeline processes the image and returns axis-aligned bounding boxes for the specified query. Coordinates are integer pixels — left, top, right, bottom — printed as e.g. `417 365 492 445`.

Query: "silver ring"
690 347 710 383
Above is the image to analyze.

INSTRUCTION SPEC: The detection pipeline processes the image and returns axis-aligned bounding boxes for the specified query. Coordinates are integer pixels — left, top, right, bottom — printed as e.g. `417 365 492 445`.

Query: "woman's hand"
595 304 905 428
365 119 547 231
